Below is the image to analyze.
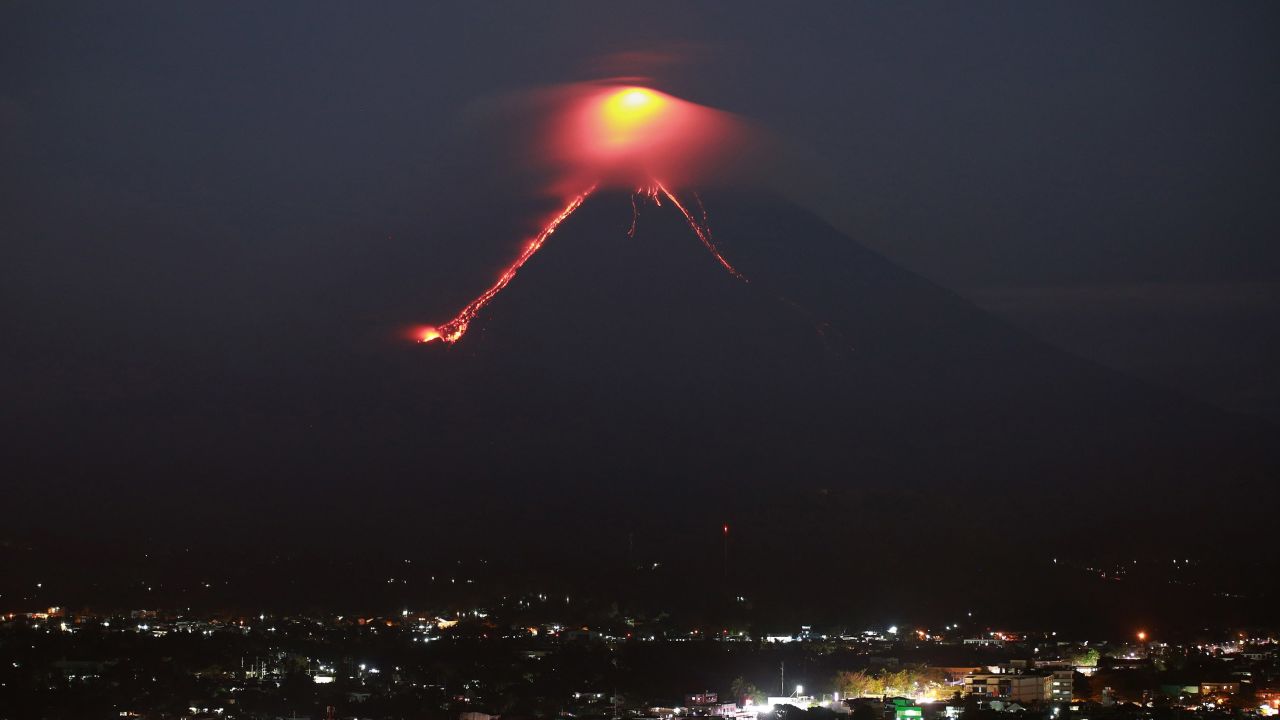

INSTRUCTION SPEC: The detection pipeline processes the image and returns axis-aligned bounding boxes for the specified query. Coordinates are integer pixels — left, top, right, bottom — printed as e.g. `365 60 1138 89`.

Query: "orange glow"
414 326 442 344
600 88 667 146
618 88 655 108
1137 631 1147 641
547 83 751 193
417 187 596 344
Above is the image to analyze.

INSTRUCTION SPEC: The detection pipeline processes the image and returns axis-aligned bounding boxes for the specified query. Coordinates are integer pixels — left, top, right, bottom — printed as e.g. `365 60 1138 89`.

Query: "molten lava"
417 183 748 345
415 84 754 345
418 187 595 344
656 182 747 282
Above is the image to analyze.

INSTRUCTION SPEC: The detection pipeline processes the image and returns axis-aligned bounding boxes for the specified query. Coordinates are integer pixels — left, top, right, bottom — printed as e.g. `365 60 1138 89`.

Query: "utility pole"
722 524 729 581
780 661 785 696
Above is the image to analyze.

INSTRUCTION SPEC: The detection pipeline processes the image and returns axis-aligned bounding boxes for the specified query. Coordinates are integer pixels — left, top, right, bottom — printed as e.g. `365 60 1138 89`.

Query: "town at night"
4 591 1280 719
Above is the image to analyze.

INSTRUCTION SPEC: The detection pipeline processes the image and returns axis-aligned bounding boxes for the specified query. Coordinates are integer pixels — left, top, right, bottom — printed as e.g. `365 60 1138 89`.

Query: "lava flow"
416 84 753 345
418 182 748 345
417 186 595 344
656 182 747 282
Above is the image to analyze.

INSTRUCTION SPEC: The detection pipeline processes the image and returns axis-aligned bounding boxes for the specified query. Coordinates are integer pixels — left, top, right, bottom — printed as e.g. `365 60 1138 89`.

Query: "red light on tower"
722 523 730 581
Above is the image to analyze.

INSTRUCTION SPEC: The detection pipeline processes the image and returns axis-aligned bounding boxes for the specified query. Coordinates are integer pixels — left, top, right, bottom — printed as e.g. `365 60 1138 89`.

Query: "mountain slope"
4 188 1275 621
401 189 1274 561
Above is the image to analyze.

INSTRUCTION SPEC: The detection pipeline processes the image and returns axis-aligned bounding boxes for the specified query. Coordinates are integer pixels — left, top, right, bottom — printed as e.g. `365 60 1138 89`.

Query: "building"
1049 670 1073 702
965 669 1071 704
767 695 815 709
561 628 601 642
934 667 983 682
963 638 1004 647
891 698 923 720
1256 689 1280 711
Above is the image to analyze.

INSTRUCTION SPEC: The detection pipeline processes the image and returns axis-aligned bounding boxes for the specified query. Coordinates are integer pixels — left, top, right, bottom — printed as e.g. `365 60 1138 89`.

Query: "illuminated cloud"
544 81 756 193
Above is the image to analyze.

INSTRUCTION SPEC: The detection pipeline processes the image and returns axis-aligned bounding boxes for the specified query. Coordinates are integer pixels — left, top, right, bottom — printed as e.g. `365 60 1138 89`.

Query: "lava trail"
628 183 664 238
655 182 748 282
658 184 849 349
420 186 596 344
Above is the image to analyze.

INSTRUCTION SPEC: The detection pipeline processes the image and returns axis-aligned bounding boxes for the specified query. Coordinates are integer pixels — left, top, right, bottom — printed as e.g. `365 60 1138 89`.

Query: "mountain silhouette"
391 187 1277 624
5 188 1273 622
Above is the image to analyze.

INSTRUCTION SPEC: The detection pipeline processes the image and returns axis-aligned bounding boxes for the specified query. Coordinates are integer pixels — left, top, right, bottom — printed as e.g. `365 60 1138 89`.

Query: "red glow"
413 326 442 344
412 83 754 345
414 180 747 345
419 187 595 344
548 84 750 193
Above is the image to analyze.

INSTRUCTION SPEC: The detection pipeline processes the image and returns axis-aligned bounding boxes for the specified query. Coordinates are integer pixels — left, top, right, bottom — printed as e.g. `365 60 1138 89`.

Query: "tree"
732 676 767 705
837 667 947 701
883 669 910 696
835 671 879 698
1070 648 1100 667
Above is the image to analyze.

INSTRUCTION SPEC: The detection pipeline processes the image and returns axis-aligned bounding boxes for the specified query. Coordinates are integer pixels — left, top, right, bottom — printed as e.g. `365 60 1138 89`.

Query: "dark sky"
3 0 1279 421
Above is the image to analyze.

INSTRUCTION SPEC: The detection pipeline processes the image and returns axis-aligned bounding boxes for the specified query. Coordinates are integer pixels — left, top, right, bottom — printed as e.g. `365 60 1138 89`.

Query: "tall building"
1049 670 1073 702
965 669 1073 704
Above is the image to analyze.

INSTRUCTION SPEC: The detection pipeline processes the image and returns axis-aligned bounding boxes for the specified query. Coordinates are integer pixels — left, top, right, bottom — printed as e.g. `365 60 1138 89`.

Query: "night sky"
3 1 1279 568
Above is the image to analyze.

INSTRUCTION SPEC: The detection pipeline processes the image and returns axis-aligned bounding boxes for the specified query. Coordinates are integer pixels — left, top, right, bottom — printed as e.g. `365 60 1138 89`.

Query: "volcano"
385 187 1280 625
7 183 1276 623
408 189 1274 553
